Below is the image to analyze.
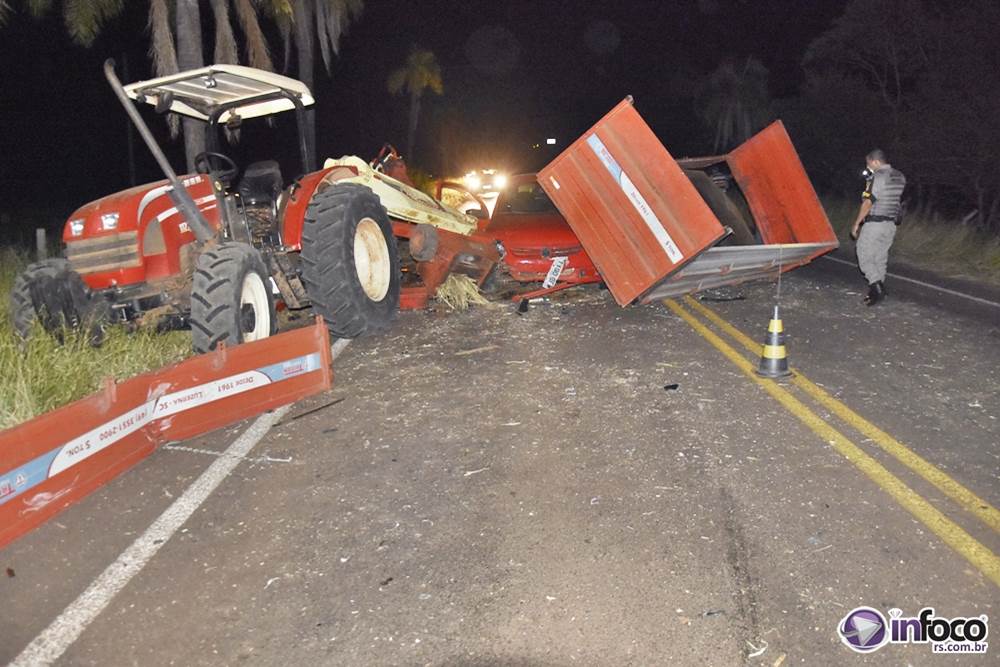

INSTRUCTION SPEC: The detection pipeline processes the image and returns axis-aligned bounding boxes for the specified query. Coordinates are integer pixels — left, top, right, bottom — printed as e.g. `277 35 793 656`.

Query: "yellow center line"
682 294 1000 536
664 299 1000 587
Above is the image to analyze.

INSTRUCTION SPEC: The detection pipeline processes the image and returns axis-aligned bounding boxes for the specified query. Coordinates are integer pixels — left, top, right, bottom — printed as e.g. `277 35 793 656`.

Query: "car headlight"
69 218 85 236
101 212 119 230
494 174 508 189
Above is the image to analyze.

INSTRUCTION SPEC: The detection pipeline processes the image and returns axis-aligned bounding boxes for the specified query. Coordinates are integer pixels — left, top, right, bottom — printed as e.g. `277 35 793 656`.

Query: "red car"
485 174 598 283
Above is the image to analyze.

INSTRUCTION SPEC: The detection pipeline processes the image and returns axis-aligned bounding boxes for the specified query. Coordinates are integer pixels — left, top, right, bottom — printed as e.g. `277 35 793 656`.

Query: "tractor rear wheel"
189 242 276 353
300 182 400 338
10 258 109 344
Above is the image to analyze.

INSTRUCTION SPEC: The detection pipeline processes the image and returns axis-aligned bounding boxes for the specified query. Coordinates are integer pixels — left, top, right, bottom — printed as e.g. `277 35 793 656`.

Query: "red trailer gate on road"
0 319 332 550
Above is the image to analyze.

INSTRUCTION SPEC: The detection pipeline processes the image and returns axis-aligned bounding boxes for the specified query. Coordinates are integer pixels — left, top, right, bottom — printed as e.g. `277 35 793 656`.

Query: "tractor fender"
280 165 361 251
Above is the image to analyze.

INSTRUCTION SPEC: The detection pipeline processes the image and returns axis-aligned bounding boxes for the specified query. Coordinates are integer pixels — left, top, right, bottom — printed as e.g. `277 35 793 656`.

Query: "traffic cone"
756 305 792 378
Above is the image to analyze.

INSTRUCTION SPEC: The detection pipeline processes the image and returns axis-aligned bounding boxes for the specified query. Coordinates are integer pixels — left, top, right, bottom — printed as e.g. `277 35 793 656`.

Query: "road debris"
463 467 489 477
747 638 769 658
273 397 346 428
455 345 500 356
162 444 293 465
698 290 746 302
436 274 490 310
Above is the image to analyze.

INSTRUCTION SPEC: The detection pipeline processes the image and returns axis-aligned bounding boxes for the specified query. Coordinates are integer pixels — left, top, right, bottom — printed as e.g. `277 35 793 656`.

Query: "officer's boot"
864 281 885 306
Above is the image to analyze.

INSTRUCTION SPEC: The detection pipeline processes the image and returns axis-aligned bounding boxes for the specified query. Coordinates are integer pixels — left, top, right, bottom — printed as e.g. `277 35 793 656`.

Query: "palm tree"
387 48 443 161
18 0 282 170
268 0 362 162
697 57 772 152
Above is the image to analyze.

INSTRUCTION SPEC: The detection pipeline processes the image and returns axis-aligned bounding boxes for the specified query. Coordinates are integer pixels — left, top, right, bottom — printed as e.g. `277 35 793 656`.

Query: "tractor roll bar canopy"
123 64 317 175
123 65 314 122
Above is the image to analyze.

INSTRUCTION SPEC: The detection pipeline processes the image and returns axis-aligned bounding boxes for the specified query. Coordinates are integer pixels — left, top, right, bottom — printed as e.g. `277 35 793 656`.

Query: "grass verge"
824 198 1000 285
0 247 191 431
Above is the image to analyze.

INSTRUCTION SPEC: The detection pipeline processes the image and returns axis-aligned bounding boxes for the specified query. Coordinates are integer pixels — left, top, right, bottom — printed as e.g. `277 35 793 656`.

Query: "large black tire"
685 170 756 246
300 182 400 338
10 258 109 344
190 242 277 353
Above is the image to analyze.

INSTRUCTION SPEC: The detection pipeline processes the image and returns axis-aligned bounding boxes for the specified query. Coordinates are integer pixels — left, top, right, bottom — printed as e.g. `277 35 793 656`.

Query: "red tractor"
11 61 498 351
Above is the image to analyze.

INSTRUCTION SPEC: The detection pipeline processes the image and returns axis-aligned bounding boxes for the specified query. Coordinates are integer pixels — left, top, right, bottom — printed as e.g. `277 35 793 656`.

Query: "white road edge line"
822 254 1000 309
13 338 351 667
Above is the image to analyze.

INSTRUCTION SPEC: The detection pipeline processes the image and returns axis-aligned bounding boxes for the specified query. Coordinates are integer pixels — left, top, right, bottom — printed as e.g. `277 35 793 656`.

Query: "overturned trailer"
537 97 837 305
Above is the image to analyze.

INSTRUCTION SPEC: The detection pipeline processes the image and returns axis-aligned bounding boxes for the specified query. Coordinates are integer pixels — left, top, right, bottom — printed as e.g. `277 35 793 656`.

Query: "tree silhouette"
799 0 1000 231
14 0 280 171
697 57 772 152
270 0 363 165
387 48 443 161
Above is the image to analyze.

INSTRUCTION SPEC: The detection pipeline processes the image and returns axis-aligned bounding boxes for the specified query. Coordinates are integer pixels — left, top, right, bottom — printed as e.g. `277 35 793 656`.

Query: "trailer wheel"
190 242 276 353
300 182 400 338
10 258 109 344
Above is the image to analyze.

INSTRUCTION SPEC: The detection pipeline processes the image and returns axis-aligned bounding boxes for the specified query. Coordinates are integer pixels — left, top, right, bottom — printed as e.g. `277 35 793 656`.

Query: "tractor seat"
238 160 283 208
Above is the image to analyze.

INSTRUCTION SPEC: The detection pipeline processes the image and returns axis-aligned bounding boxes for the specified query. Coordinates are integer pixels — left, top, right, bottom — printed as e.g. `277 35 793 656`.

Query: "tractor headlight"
465 173 482 191
69 218 85 236
494 174 508 189
101 212 120 230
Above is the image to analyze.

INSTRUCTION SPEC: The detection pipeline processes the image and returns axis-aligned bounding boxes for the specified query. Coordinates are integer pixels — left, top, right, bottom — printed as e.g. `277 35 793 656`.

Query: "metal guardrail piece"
0 318 332 550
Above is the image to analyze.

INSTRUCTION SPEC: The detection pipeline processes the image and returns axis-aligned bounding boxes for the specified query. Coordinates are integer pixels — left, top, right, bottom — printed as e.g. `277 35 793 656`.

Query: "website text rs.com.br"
932 640 989 654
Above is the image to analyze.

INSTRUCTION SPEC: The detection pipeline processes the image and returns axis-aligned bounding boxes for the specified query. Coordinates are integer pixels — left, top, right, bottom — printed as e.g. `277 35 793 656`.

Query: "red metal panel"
0 319 332 550
726 121 837 247
391 220 500 310
538 98 726 306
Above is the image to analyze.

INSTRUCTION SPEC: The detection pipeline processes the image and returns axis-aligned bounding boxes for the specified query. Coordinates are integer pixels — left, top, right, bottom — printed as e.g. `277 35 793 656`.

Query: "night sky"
0 0 846 233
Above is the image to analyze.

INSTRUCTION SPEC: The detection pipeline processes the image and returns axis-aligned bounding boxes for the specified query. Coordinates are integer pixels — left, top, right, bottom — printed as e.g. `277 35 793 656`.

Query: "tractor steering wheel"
193 151 239 184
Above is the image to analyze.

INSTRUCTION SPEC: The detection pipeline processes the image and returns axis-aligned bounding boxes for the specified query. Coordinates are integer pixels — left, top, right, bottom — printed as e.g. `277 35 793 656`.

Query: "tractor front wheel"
300 182 400 338
189 242 276 353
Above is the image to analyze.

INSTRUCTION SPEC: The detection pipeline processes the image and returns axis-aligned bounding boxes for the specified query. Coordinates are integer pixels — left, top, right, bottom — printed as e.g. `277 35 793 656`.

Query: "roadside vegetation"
0 248 190 430
824 198 1000 285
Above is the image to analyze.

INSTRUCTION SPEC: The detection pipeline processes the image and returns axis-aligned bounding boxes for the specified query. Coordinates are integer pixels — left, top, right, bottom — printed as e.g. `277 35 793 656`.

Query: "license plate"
542 256 568 289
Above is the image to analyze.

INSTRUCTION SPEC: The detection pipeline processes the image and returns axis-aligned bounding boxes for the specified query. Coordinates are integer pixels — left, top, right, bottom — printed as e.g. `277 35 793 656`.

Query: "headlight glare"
101 212 120 230
69 219 85 236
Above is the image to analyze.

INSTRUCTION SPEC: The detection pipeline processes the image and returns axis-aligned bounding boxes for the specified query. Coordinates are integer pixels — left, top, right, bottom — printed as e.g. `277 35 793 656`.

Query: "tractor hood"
62 175 212 243
62 175 218 286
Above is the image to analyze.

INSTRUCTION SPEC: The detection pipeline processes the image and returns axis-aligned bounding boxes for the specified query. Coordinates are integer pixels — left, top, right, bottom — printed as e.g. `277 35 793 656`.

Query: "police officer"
851 149 906 306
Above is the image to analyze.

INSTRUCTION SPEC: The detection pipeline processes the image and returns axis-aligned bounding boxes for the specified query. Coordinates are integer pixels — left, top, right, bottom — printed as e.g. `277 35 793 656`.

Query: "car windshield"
504 181 558 214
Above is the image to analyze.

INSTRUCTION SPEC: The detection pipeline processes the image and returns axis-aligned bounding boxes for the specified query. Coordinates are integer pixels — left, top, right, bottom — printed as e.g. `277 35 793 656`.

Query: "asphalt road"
2 257 999 666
